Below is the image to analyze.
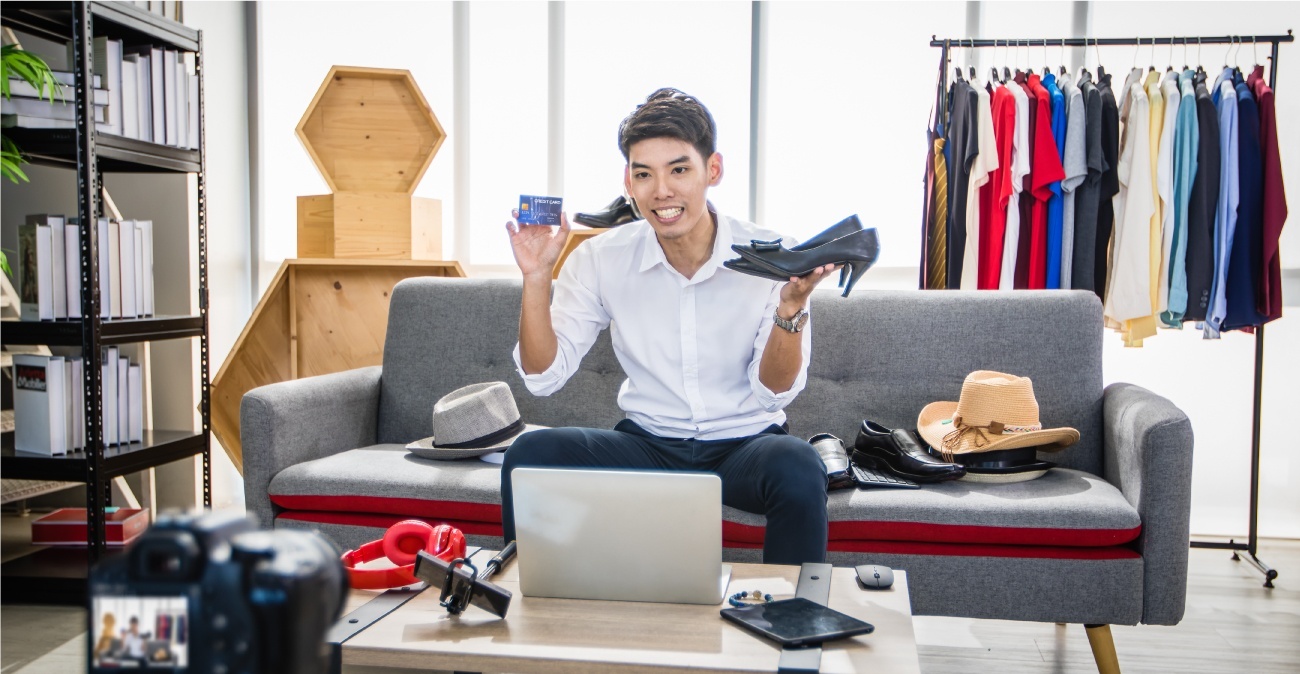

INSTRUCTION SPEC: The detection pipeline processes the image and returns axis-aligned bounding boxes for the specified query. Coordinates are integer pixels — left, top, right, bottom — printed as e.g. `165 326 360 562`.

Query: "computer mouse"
855 564 894 590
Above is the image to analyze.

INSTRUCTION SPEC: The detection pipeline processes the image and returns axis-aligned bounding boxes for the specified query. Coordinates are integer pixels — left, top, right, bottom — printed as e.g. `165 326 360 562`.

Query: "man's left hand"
778 263 842 316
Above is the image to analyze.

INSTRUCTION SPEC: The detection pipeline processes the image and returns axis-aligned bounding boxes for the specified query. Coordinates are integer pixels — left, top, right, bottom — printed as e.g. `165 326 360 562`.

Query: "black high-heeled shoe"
574 195 642 228
723 215 863 280
730 227 881 297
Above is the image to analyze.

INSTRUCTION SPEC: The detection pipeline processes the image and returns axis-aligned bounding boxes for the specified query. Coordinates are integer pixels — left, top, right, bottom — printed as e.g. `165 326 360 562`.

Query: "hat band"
437 417 525 449
940 417 1041 460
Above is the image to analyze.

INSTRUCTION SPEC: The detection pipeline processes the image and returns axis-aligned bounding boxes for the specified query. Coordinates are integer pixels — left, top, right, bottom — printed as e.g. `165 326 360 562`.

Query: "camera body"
90 510 348 674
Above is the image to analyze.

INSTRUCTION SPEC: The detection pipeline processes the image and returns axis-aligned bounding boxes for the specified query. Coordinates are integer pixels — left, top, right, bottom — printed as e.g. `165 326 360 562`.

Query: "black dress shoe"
724 215 863 281
853 420 965 483
729 227 881 297
574 195 642 228
809 433 856 491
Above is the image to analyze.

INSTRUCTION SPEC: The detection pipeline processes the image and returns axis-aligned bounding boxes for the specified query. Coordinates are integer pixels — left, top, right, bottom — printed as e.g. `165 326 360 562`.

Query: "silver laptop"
511 467 732 605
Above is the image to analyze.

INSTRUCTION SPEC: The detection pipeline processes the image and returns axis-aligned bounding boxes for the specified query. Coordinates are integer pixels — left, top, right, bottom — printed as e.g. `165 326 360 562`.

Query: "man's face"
624 137 722 242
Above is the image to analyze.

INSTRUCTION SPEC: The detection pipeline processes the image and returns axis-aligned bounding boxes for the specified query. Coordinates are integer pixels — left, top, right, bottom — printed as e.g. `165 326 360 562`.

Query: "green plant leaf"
0 250 10 279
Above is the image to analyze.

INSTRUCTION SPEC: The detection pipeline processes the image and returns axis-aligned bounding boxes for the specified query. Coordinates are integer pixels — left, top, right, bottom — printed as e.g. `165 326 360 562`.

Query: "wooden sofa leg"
1084 624 1121 674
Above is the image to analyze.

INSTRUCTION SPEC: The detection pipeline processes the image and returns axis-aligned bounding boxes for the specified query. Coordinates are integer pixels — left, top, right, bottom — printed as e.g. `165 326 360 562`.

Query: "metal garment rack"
930 32 1293 588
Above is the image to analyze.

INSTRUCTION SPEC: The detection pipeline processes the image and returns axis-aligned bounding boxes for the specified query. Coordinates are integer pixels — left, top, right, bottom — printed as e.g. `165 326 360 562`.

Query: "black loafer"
574 195 642 228
853 420 965 483
809 433 855 491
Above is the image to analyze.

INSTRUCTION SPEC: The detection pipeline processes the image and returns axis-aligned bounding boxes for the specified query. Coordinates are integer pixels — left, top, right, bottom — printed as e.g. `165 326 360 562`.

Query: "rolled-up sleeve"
513 245 611 396
745 284 813 412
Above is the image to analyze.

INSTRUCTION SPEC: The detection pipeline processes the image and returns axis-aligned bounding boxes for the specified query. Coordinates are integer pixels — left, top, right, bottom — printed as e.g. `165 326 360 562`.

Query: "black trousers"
500 419 829 565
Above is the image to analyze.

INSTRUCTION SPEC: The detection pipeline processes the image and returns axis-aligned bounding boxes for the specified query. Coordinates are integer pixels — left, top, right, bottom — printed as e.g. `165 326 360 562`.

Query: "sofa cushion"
269 446 1141 553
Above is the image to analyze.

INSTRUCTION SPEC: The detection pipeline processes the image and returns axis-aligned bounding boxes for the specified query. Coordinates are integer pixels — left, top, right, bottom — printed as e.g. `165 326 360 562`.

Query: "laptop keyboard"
851 463 921 489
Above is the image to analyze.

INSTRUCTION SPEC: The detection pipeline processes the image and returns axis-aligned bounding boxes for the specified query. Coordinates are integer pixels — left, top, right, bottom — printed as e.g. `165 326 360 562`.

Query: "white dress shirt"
513 211 812 440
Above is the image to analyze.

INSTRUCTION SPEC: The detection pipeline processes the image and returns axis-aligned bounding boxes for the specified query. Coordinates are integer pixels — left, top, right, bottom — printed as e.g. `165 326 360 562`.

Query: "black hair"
617 88 717 162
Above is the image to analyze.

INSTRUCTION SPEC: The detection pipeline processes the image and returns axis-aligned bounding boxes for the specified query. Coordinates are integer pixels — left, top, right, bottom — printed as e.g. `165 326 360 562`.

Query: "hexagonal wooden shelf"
212 258 465 472
297 65 445 194
295 66 447 260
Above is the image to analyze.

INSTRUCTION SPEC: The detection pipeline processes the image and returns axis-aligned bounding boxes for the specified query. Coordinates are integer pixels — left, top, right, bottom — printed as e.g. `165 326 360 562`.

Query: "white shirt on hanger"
1106 82 1156 326
1001 80 1031 290
962 78 998 290
1156 73 1181 314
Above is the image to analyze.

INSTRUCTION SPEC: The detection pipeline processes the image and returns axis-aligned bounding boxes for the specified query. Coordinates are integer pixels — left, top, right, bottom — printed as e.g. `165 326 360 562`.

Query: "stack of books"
2 36 199 149
12 349 144 456
18 214 155 321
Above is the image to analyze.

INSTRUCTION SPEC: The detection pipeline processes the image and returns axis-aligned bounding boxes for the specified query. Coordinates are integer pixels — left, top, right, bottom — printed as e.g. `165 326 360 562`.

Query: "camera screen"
91 596 189 670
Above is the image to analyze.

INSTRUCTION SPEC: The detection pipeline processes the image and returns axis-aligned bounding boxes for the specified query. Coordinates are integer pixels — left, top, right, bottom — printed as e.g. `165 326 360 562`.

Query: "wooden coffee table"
339 550 920 673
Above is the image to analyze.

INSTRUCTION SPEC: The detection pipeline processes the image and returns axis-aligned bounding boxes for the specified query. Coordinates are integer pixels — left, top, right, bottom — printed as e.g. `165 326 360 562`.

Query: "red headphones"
341 520 467 590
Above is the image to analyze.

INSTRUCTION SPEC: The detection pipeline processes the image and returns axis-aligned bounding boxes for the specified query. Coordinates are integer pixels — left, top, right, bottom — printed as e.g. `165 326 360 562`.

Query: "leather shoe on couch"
853 420 965 483
809 433 856 491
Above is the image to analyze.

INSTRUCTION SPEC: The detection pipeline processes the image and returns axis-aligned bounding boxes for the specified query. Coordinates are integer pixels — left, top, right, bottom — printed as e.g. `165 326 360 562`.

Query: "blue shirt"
1044 73 1067 289
1204 68 1239 338
1223 77 1267 330
1161 71 1199 327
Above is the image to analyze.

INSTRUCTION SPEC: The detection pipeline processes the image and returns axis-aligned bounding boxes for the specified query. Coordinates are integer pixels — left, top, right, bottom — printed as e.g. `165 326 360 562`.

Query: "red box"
31 508 150 547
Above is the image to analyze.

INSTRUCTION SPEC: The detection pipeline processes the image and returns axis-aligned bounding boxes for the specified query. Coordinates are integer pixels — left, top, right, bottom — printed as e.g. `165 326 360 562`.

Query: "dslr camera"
90 510 348 673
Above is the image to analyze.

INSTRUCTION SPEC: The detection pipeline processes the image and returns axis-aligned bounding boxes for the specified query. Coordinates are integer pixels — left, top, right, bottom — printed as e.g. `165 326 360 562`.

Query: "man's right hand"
506 211 571 280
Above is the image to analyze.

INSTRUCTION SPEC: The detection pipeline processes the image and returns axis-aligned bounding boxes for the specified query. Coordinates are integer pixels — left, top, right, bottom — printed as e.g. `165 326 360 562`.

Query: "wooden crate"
211 259 465 472
297 193 443 260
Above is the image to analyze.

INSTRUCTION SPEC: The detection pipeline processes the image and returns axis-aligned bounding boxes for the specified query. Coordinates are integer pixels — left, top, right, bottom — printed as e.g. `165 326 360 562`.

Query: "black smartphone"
720 597 875 648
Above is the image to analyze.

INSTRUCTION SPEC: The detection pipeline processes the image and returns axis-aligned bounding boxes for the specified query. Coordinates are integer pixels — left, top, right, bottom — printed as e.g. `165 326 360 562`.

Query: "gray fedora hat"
406 382 546 460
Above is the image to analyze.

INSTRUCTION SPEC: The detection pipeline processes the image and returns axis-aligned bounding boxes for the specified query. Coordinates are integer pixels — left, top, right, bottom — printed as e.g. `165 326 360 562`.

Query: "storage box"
31 508 149 547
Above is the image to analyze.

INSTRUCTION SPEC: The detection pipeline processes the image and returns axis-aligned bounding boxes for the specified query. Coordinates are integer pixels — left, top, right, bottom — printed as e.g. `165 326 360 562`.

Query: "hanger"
1182 37 1190 72
1042 38 1050 77
1148 37 1157 72
990 38 1002 84
1059 38 1068 76
1166 37 1175 72
1196 36 1205 76
1004 38 1014 82
1097 38 1108 82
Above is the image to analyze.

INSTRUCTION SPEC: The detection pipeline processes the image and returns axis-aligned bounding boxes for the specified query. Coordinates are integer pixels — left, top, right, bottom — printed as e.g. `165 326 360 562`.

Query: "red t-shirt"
979 84 1018 289
1027 73 1065 289
1248 65 1288 321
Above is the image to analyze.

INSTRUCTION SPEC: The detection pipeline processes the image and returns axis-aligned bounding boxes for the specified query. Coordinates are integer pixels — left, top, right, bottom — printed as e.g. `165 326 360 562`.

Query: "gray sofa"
242 277 1193 647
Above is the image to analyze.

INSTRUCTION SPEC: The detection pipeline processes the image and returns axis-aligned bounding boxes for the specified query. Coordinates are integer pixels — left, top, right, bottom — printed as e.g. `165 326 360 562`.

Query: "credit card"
517 195 563 226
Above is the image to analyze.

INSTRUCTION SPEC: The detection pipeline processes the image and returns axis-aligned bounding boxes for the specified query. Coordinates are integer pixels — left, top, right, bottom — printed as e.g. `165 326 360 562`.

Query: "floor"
2 511 1297 673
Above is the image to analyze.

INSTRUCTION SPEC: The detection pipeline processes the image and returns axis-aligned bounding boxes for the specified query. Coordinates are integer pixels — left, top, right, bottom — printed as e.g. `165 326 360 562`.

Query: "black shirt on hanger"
945 78 980 288
1072 72 1105 293
1093 71 1121 302
1184 71 1220 322
1223 76 1267 330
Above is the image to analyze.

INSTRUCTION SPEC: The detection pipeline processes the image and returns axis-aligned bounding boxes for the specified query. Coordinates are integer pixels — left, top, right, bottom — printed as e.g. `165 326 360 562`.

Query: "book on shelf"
18 219 54 321
138 220 154 316
66 219 83 319
13 355 68 456
128 50 153 142
120 220 138 318
0 97 107 122
117 355 129 447
47 215 67 319
102 346 119 446
98 218 111 319
92 36 123 136
187 68 199 149
70 357 86 450
128 363 143 443
5 77 109 106
121 53 140 140
162 49 177 146
108 220 122 319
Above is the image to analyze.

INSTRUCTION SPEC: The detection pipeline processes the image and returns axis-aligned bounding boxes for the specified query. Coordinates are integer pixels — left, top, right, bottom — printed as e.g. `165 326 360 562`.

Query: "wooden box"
297 193 443 260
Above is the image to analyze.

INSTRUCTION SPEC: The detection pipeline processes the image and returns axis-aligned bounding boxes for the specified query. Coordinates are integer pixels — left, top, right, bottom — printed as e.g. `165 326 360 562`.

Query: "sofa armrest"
1102 382 1195 626
241 366 382 530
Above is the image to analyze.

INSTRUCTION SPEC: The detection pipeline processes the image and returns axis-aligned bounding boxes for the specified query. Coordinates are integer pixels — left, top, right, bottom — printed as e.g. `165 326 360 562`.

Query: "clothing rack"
929 32 1293 588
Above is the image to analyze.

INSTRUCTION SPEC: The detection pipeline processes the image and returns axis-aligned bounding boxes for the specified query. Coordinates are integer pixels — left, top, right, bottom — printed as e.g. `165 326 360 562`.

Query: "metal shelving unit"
1 0 210 604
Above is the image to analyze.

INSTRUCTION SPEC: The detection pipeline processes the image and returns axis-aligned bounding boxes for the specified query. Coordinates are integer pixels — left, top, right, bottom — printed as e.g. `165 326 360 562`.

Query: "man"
502 88 836 565
120 616 147 664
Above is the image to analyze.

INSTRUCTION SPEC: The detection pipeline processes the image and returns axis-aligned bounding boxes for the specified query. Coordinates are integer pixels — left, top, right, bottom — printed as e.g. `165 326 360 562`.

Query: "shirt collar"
637 205 732 282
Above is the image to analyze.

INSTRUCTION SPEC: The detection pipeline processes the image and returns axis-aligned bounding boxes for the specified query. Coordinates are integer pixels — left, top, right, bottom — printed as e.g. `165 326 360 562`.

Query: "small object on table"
727 589 774 608
855 564 895 590
478 540 516 581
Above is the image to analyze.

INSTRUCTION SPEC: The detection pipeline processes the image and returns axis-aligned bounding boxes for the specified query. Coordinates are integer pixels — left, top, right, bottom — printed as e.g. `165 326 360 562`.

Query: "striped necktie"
928 137 949 289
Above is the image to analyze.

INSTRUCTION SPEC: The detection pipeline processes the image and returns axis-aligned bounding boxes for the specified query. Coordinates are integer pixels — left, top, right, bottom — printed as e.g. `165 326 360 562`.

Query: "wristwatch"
772 308 809 333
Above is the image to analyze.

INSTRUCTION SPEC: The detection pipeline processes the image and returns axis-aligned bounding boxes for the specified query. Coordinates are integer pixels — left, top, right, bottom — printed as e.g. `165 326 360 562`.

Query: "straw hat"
406 382 546 460
916 371 1079 461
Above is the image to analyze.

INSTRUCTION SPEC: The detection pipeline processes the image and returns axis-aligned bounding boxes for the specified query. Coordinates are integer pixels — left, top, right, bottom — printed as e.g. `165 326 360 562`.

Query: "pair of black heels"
723 215 881 297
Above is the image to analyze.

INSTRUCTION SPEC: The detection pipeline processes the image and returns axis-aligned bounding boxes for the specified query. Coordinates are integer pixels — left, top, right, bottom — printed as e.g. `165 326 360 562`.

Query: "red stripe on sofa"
825 539 1141 560
276 510 503 537
723 520 1141 547
269 494 501 523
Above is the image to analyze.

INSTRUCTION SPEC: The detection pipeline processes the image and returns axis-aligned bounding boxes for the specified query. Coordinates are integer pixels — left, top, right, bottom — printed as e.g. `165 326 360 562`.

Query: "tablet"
719 597 875 647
